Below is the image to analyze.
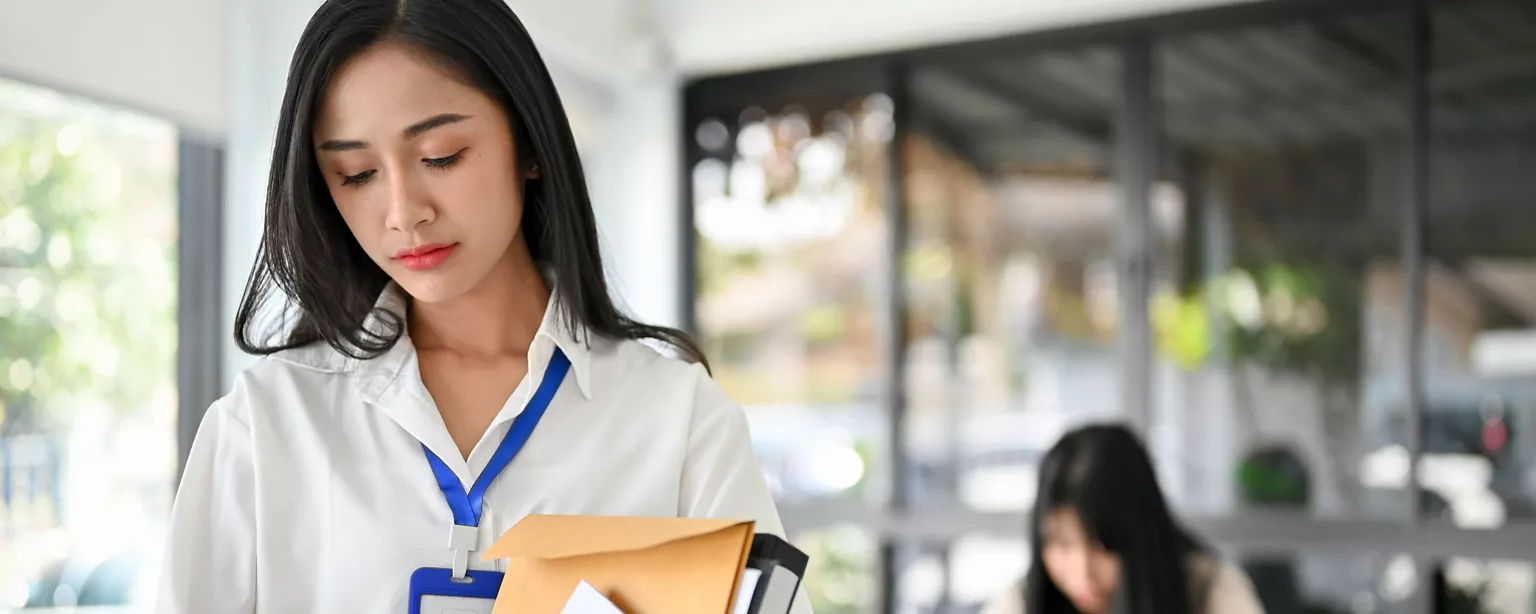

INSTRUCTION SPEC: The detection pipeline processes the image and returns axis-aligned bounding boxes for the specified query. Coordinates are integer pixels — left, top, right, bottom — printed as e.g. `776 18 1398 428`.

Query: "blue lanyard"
423 348 570 527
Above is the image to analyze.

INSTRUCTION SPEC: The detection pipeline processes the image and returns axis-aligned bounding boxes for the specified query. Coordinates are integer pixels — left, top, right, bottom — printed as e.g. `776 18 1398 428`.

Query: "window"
1431 558 1535 614
796 526 878 614
684 3 1536 613
1417 0 1536 529
903 46 1124 512
691 91 895 614
898 533 1025 612
1152 11 1413 519
0 77 180 609
693 97 893 507
1231 550 1418 614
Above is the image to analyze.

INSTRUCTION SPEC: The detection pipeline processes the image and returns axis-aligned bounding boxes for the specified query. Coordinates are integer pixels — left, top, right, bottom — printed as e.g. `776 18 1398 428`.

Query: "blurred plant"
0 78 177 429
1155 256 1367 511
0 77 179 596
1235 446 1311 507
796 527 875 614
694 97 891 411
1153 261 1358 386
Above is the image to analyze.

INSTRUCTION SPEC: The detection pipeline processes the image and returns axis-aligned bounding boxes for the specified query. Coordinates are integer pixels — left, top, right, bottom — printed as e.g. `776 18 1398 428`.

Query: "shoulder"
233 342 363 392
1191 554 1266 614
591 337 718 403
213 341 373 423
590 337 739 432
263 338 365 374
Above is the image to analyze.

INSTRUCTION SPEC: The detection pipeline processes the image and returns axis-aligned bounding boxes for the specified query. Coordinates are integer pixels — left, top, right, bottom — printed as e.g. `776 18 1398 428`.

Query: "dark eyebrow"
317 139 367 152
316 113 473 152
403 113 472 139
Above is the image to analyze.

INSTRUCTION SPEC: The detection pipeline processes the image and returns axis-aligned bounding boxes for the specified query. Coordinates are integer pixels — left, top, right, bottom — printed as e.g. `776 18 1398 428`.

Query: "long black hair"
234 0 706 367
1026 423 1207 614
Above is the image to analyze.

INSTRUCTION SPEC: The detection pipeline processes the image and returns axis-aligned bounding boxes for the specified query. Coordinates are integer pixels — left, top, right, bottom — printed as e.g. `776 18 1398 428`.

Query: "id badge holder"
410 525 502 614
408 567 504 614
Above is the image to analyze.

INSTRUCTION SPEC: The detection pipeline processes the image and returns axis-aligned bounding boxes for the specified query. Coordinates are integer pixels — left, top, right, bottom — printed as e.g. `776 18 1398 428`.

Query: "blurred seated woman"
983 424 1264 614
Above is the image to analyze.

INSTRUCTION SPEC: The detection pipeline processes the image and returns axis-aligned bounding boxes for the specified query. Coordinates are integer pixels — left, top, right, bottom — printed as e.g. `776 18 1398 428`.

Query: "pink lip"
394 243 457 271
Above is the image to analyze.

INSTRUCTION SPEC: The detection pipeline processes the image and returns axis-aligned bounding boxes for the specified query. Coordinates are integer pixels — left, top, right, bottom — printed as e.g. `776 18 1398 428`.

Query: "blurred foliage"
1152 260 1362 387
0 76 180 602
1235 446 1311 507
798 304 847 346
697 240 758 298
0 78 178 432
797 527 875 614
694 99 890 410
0 74 182 553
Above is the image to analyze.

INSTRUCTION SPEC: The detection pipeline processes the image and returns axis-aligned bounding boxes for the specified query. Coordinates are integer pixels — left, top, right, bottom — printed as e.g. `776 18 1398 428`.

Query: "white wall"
583 78 684 330
0 0 226 135
221 0 322 385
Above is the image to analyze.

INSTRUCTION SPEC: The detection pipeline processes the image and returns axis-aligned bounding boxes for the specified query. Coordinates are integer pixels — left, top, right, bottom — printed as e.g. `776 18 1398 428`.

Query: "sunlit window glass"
0 77 179 610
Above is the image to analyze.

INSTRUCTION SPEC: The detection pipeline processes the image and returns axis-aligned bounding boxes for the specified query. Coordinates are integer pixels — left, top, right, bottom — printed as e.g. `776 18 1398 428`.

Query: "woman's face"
1040 507 1121 614
312 42 535 304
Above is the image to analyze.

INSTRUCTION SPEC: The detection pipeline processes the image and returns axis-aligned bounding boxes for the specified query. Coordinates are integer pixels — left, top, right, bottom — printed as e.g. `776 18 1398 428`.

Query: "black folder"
738 534 808 614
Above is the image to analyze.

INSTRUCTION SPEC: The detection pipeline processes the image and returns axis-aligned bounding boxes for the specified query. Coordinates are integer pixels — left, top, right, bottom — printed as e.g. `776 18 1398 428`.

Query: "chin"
391 273 473 304
1068 595 1109 614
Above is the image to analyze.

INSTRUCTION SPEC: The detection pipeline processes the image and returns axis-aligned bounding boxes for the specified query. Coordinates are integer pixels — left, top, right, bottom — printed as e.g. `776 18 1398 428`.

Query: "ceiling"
655 0 1255 76
911 2 1536 176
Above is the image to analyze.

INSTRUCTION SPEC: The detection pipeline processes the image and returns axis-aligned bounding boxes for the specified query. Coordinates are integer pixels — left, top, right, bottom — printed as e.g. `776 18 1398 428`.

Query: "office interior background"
2 0 1534 612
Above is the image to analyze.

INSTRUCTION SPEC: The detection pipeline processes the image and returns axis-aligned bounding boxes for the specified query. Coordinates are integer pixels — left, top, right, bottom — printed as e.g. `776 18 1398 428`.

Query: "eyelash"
424 148 467 170
341 170 375 186
337 148 468 187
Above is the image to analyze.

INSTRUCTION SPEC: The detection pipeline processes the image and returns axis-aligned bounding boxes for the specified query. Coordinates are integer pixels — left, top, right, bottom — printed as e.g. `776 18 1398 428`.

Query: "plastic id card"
409 567 504 614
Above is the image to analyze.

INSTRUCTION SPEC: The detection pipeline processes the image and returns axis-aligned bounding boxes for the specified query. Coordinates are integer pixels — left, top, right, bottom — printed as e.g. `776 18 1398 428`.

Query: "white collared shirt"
157 285 811 614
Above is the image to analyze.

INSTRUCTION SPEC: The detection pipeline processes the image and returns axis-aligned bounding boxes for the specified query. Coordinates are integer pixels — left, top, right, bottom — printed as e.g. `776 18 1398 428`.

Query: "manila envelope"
482 514 756 614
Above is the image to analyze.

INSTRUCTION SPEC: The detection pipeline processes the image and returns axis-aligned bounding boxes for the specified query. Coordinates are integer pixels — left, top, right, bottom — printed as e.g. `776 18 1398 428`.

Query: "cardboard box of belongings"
482 514 756 614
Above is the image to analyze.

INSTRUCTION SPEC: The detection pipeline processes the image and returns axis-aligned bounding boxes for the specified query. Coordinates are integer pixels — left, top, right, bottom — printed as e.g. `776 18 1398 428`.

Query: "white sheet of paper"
754 567 800 614
733 568 763 614
560 580 625 614
419 595 494 614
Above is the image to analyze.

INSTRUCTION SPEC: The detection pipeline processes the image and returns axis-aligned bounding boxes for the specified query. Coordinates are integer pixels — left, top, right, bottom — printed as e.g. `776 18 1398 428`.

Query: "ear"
524 159 541 179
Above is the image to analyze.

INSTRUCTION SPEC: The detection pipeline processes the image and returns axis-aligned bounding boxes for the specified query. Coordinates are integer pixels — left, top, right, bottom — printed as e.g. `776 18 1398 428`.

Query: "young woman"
983 424 1264 614
156 1 808 612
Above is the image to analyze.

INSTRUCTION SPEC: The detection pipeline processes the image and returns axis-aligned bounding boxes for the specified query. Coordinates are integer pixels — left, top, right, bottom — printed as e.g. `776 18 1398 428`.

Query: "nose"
383 167 434 232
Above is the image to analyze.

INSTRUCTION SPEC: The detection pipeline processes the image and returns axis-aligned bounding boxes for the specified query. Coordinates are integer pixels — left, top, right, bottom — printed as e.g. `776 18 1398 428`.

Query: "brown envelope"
482 514 756 614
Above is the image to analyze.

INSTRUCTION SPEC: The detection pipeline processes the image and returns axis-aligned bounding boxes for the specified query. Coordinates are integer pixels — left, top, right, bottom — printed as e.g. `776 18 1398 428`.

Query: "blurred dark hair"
234 0 706 368
1026 423 1207 614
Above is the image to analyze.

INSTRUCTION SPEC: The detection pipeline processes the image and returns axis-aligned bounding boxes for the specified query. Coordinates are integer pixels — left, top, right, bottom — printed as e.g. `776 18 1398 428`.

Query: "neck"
408 236 549 359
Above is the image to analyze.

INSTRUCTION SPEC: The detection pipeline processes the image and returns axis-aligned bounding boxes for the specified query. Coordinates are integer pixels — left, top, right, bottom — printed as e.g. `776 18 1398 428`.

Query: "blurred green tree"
0 77 179 594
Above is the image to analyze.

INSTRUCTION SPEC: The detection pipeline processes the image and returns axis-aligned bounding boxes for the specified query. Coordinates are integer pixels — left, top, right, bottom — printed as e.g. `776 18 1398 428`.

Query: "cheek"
1040 547 1078 585
1089 552 1121 590
435 165 525 230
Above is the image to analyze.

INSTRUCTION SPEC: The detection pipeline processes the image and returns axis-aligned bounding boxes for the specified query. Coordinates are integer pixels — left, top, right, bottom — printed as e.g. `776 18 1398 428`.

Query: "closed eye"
341 169 376 186
424 148 468 169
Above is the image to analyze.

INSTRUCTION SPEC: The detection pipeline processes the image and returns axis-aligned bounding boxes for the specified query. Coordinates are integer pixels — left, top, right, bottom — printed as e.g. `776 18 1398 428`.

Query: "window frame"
0 72 224 481
175 133 225 479
681 0 1536 611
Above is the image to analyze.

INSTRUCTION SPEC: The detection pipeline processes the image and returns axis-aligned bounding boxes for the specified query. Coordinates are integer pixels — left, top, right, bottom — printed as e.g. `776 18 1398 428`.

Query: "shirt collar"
528 283 594 400
359 281 594 401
